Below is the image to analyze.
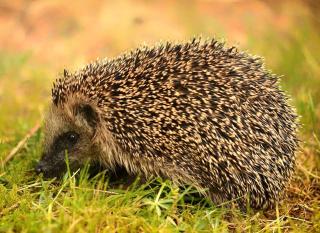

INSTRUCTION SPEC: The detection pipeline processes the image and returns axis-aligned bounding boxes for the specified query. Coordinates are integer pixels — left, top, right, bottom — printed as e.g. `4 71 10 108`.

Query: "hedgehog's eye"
66 131 79 145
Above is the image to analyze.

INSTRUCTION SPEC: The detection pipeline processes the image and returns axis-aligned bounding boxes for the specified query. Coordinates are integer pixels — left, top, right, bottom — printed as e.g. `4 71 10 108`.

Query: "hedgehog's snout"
35 162 44 174
35 155 49 175
35 152 65 178
35 159 65 178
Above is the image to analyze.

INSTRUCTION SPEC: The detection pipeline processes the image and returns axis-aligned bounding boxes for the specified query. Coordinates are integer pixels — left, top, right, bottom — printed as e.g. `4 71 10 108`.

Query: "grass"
1 8 320 233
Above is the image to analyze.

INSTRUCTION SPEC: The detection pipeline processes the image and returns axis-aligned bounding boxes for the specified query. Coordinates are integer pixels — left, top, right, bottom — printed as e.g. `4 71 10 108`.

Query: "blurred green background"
0 0 319 138
0 0 319 232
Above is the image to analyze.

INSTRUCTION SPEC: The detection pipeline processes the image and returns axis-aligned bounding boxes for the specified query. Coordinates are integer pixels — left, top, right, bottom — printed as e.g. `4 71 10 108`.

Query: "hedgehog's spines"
63 69 70 78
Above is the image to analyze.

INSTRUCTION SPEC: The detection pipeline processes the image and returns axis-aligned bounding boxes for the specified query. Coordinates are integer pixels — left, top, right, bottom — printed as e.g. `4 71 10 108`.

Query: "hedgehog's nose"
35 163 44 174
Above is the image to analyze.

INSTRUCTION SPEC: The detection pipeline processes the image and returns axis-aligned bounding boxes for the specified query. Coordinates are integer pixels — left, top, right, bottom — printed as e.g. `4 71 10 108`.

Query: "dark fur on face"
36 97 100 178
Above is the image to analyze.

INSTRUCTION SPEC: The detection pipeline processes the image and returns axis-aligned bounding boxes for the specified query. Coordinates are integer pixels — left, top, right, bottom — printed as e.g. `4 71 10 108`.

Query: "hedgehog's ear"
74 103 99 128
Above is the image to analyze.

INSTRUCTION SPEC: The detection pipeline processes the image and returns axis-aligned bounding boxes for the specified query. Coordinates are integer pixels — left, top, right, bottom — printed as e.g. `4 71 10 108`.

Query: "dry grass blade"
0 203 20 217
2 122 41 166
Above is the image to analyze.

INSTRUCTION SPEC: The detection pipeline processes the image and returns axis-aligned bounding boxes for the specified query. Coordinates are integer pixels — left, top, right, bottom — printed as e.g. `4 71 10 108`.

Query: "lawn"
0 1 319 232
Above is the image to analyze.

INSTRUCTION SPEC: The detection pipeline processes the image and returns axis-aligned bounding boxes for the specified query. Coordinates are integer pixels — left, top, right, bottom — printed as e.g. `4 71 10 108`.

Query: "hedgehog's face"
36 100 100 178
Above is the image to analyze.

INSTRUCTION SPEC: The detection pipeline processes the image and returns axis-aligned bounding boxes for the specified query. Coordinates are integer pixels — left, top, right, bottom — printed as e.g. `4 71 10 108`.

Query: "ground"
0 0 319 232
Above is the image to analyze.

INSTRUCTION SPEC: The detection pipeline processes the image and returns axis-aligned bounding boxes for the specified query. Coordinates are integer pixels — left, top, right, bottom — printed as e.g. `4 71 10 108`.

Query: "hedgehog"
35 38 298 209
